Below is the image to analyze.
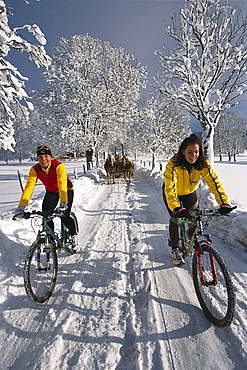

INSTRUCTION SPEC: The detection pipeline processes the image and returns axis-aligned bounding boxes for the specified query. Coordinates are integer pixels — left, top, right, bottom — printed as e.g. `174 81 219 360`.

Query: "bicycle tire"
192 243 235 327
23 236 58 303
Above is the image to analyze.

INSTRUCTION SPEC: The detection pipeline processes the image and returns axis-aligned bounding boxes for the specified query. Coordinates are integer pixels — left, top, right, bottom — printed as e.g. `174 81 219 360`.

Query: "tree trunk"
95 152 99 167
201 124 215 166
218 146 222 161
152 153 155 170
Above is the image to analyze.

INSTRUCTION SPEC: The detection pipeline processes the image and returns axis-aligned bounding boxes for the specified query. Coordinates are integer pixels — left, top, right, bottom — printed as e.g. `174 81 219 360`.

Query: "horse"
122 155 134 182
104 154 117 183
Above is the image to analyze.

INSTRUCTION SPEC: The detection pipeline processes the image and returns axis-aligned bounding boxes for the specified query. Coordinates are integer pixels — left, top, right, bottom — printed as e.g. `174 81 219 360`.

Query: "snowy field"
0 155 246 369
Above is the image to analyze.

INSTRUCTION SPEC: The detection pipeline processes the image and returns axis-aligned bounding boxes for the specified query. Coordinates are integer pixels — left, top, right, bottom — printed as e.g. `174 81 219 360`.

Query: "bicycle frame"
37 213 68 250
180 210 217 286
180 218 196 257
31 212 69 272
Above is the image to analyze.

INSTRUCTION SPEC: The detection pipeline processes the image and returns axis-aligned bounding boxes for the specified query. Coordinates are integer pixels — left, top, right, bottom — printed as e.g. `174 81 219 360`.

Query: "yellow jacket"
19 161 71 207
164 157 229 211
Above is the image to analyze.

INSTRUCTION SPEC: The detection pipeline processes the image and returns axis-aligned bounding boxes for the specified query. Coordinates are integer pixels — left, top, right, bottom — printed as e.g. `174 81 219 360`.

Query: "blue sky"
7 0 179 92
6 0 247 123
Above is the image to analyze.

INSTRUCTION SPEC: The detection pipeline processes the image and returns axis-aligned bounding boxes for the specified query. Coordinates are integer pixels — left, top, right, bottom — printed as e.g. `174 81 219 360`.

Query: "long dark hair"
172 134 207 170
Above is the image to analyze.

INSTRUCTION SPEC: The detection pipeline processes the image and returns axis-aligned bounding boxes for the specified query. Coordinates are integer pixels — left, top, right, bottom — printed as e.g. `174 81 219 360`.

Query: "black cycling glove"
172 207 188 218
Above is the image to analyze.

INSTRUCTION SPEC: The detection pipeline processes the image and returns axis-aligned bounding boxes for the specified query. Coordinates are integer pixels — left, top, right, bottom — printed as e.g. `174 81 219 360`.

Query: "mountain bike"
15 210 79 303
177 207 236 328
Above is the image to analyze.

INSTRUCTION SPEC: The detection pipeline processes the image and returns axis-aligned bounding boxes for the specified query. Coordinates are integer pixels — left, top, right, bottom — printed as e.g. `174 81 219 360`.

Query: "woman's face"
182 143 200 164
38 154 52 168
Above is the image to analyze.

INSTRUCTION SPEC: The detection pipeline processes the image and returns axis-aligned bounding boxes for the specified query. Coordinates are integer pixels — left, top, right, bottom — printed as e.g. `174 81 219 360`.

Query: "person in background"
163 134 234 265
14 145 77 254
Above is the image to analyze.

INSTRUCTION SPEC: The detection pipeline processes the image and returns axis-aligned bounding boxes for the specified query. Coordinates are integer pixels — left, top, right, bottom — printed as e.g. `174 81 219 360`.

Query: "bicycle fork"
195 241 218 286
36 235 51 271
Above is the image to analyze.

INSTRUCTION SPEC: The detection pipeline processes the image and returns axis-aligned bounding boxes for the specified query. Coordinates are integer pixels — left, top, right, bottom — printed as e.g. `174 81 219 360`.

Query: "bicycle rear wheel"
192 243 235 327
23 236 58 303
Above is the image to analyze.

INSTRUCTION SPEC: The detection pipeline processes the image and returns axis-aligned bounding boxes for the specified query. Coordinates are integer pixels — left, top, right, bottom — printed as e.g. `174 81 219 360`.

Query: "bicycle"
177 207 236 328
14 210 79 303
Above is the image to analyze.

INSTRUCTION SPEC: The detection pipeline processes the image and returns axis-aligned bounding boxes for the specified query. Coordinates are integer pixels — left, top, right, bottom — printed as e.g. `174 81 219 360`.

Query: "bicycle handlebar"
12 209 65 220
186 206 237 219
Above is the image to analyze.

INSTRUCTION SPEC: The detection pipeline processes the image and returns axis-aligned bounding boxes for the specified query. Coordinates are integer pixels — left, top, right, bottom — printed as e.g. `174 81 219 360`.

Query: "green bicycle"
15 210 79 303
178 207 236 327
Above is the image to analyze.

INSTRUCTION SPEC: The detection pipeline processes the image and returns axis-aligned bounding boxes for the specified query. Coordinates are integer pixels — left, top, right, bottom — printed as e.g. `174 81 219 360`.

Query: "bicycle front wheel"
192 243 235 327
23 236 58 303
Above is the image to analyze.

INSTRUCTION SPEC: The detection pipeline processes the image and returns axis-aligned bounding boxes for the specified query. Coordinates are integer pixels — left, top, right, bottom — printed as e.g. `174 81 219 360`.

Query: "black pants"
162 184 198 248
42 189 76 236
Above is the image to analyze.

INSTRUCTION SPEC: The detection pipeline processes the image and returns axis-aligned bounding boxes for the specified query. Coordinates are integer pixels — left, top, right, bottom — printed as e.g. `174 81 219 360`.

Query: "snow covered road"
0 168 246 369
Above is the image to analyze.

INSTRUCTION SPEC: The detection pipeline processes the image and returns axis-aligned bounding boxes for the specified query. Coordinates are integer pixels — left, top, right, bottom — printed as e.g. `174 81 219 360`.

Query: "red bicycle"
178 207 236 327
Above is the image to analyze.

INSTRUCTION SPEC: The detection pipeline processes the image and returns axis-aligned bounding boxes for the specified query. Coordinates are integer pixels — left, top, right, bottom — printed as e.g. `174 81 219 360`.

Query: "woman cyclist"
14 145 77 254
163 134 234 265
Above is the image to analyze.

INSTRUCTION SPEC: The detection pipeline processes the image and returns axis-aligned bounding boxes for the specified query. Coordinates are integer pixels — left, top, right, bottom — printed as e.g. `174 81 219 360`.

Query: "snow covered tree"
134 96 190 168
27 106 57 154
35 34 147 157
154 0 247 164
0 0 51 151
214 112 246 161
12 103 33 162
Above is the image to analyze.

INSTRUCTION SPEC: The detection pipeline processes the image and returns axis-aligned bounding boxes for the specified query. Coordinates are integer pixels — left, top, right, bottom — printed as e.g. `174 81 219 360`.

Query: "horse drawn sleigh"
104 154 134 184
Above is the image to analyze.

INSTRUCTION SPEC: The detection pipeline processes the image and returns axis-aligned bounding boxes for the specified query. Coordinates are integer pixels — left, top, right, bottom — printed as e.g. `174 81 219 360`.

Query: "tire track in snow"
1 181 128 369
35 179 141 369
51 181 129 368
124 176 176 369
